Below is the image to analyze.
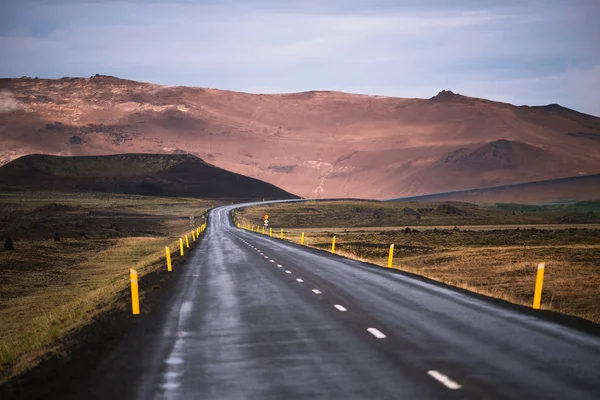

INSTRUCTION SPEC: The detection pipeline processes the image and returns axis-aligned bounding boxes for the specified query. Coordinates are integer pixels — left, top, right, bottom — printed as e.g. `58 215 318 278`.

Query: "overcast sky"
1 0 599 116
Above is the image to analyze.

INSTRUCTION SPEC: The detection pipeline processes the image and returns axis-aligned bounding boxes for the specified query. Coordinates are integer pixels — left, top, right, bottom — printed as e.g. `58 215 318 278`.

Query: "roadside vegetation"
234 200 600 323
0 191 218 383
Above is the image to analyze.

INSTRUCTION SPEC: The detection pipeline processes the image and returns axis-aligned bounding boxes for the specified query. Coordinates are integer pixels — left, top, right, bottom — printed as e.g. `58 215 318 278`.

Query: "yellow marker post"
262 226 265 234
533 262 546 309
197 227 200 236
179 238 184 256
185 235 189 248
301 232 305 245
270 228 273 237
331 236 336 254
165 247 172 272
192 230 196 241
388 244 394 268
130 269 140 315
280 229 283 240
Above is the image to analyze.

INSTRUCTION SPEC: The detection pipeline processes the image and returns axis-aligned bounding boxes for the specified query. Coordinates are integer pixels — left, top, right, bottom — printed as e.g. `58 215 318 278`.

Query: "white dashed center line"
264 256 269 259
427 370 462 390
312 289 322 295
269 260 274 263
334 305 347 312
367 328 387 339
296 278 303 282
285 270 292 274
277 264 282 268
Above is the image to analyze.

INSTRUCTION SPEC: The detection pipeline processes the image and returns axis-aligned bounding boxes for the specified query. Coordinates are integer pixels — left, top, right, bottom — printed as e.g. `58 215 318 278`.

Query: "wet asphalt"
73 203 600 400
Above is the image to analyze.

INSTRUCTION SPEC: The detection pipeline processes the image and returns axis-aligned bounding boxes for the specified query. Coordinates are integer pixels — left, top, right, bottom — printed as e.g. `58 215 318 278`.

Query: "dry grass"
234 199 600 228
0 191 217 382
236 202 600 324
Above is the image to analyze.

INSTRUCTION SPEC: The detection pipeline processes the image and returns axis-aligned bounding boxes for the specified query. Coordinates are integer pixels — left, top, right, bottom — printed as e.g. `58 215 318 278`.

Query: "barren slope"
1 76 600 200
0 153 298 200
387 174 600 204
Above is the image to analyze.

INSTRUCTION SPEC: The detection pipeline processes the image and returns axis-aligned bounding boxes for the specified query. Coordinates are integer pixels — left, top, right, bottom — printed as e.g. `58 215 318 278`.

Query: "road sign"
264 214 269 220
264 219 269 224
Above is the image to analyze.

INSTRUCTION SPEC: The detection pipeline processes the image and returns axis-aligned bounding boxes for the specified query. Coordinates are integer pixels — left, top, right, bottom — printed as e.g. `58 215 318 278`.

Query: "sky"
1 0 599 116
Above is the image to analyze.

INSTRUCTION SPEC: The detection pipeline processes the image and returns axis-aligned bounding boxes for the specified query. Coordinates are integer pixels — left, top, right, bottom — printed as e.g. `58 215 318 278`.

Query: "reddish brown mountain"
1 76 599 200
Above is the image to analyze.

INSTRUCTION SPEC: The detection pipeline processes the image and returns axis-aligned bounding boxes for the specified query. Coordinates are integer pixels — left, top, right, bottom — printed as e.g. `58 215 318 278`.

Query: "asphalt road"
74 203 600 400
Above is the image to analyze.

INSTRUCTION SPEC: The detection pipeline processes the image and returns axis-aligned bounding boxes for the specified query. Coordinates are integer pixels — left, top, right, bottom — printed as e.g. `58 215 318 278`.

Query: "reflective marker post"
533 262 546 309
130 269 140 315
165 247 172 272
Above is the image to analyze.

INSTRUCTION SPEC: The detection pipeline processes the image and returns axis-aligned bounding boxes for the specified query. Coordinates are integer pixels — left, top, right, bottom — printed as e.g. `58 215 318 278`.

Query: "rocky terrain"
1 76 600 201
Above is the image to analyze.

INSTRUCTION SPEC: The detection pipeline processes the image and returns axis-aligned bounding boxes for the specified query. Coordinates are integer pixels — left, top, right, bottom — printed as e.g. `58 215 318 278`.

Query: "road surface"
74 203 600 399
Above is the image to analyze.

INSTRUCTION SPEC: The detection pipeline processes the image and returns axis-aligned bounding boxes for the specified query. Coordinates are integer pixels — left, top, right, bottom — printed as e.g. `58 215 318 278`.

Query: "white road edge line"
427 370 462 390
334 305 347 312
312 289 322 294
296 278 303 282
367 328 387 339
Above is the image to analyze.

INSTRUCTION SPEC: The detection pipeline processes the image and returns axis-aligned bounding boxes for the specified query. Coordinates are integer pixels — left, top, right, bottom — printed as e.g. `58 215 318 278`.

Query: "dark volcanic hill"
387 174 600 204
0 153 299 199
1 76 600 200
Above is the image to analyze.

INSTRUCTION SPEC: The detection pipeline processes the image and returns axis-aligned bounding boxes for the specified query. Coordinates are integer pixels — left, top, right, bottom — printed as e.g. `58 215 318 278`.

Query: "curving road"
75 203 600 399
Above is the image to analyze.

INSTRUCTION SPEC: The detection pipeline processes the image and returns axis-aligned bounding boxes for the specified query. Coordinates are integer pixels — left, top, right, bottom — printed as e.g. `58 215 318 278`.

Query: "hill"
1 76 600 200
386 174 600 204
0 153 299 199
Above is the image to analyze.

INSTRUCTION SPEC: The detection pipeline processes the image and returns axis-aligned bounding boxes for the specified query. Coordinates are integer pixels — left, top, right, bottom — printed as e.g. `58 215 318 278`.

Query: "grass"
234 201 600 323
0 191 218 382
234 200 600 228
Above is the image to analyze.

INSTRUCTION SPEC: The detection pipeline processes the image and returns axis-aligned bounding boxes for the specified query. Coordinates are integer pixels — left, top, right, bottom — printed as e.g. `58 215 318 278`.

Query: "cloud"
0 90 22 113
0 0 598 116
562 65 600 116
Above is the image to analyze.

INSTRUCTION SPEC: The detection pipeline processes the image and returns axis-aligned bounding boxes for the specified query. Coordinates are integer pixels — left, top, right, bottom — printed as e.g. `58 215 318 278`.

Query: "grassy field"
235 200 600 228
0 191 218 383
234 200 600 323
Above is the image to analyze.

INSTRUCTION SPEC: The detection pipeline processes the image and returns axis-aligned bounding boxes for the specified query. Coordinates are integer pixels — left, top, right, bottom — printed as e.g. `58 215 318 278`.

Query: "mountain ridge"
1 75 599 200
0 153 299 200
